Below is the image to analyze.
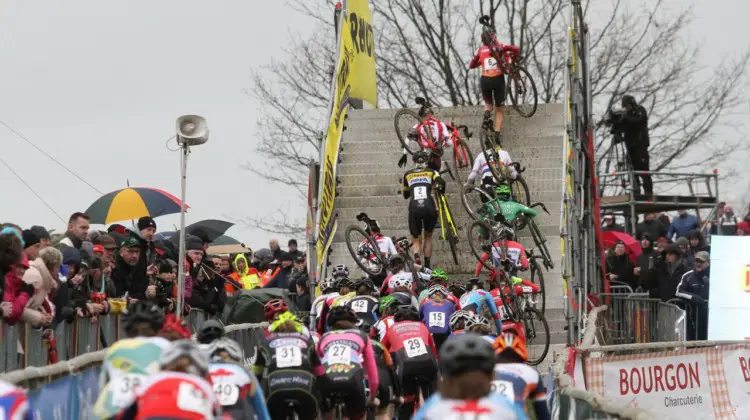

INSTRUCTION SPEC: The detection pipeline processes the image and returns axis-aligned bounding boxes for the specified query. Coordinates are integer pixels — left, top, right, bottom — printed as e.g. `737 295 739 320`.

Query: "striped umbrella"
85 187 187 224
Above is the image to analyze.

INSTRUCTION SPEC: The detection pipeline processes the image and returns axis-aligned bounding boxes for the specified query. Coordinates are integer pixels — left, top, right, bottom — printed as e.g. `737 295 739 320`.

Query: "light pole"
175 115 209 319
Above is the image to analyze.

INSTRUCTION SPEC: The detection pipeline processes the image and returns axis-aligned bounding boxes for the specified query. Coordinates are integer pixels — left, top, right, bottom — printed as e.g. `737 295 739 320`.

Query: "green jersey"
93 336 170 418
478 199 538 224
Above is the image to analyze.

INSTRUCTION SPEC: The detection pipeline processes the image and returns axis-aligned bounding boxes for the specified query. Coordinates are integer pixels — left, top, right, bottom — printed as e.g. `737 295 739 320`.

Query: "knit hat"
21 230 40 249
185 235 203 251
29 225 50 240
665 244 682 255
137 216 157 231
288 239 298 247
159 260 174 274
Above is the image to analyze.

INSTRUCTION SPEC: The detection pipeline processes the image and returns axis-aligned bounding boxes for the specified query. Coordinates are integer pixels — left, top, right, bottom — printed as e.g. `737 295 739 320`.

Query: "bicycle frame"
438 193 458 241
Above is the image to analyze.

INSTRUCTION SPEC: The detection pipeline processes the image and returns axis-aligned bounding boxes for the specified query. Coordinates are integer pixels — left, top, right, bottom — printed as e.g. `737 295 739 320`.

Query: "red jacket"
2 255 33 325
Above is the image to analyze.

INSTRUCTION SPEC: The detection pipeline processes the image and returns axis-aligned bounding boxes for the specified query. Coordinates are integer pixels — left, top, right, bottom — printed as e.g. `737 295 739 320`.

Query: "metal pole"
176 143 189 319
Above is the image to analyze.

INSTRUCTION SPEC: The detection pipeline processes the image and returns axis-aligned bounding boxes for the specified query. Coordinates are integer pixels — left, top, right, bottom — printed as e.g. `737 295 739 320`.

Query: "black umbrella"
170 219 234 244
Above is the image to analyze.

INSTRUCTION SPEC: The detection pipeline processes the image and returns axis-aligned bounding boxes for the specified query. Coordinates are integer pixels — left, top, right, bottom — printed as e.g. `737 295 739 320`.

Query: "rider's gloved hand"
397 153 408 168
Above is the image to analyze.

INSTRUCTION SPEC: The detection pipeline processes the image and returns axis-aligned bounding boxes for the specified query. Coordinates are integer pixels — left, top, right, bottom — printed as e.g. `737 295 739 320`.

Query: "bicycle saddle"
479 15 491 25
415 96 426 105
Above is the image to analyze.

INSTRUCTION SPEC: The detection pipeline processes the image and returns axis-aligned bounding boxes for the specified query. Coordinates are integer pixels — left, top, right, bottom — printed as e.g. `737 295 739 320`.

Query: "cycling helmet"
449 310 473 331
196 319 225 344
448 284 465 298
494 224 515 240
379 295 397 312
390 291 413 307
327 306 358 327
393 305 420 322
264 299 289 321
160 339 210 377
160 314 192 340
494 332 528 362
330 264 350 279
391 276 413 290
465 314 490 330
352 277 375 292
320 276 336 293
427 285 449 298
206 337 244 363
122 301 164 332
439 333 495 376
430 268 448 282
356 319 373 335
334 276 353 291
387 254 405 268
494 183 512 200
367 219 381 234
412 150 430 165
466 277 484 291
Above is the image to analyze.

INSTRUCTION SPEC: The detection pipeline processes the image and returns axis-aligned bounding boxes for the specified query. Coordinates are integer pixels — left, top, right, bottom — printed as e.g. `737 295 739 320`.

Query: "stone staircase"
330 104 567 345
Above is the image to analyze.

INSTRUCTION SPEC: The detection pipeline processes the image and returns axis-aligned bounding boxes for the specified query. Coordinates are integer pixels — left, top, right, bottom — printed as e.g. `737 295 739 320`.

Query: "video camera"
602 108 626 143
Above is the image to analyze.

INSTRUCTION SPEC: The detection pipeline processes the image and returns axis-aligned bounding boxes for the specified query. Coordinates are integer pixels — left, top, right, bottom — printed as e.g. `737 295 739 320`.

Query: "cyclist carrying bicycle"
466 146 517 194
317 306 379 420
346 277 381 328
415 334 525 419
381 305 439 420
469 19 520 146
397 104 453 173
475 224 530 283
494 332 551 420
254 312 324 420
402 150 446 269
478 183 539 226
379 254 420 297
207 337 271 420
115 340 220 420
94 301 171 419
459 278 505 333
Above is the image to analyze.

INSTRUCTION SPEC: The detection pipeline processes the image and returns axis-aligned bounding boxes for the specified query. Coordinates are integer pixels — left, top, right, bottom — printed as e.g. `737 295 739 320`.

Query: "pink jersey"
317 329 379 396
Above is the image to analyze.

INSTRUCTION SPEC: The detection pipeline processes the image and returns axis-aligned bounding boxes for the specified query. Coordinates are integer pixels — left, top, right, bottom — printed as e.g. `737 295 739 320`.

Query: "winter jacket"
667 214 699 240
295 291 312 311
686 230 709 254
2 255 34 325
676 267 710 303
226 254 260 293
288 267 308 294
20 258 59 326
647 256 689 302
56 232 82 250
111 253 149 299
606 253 636 290
265 266 292 290
187 265 225 315
634 247 657 290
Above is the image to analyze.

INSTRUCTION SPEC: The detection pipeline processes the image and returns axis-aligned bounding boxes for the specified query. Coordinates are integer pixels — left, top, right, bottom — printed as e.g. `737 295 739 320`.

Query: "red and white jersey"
359 234 397 258
414 117 453 149
372 315 396 341
131 371 220 419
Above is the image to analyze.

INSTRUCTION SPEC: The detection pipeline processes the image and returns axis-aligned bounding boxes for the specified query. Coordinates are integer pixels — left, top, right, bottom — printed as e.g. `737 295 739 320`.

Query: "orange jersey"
469 42 520 77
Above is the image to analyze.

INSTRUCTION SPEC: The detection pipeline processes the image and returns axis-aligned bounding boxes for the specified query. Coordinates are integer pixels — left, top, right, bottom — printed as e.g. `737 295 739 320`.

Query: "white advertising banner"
721 348 750 418
601 353 713 418
707 236 750 340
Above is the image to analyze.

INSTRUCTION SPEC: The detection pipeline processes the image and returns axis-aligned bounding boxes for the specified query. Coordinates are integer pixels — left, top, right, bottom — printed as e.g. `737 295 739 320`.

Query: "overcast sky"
0 0 747 251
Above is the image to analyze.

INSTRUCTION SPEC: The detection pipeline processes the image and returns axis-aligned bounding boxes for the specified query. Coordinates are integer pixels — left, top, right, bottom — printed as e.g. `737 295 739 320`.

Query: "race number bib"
414 186 428 200
111 373 145 408
483 57 498 70
177 382 211 415
507 248 521 264
428 312 445 328
277 345 302 368
328 344 352 365
404 337 428 358
490 380 515 400
350 299 368 313
213 382 240 406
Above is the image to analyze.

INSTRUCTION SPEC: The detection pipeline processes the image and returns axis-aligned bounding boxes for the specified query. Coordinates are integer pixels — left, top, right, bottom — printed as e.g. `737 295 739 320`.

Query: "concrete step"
337 158 562 176
345 104 565 122
338 147 564 169
339 131 563 152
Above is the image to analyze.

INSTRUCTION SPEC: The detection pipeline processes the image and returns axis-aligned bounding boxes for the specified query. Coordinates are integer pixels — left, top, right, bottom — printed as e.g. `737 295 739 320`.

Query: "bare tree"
244 0 749 233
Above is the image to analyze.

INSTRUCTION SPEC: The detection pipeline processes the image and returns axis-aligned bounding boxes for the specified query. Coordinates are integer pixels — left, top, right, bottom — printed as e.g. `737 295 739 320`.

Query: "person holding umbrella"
605 241 636 290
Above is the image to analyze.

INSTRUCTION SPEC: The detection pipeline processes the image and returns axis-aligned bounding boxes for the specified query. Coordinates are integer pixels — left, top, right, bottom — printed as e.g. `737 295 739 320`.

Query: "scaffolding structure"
560 0 605 345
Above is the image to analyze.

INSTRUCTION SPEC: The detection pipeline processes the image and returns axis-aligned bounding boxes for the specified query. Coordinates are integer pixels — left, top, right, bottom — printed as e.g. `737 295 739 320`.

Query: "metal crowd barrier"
599 294 685 345
0 309 218 374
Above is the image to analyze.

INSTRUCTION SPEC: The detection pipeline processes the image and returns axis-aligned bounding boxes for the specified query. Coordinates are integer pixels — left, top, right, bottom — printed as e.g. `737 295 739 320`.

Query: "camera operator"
605 95 653 195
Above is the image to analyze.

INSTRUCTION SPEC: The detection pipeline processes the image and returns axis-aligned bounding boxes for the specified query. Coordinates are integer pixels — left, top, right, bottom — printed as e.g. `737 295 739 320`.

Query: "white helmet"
391 276 413 289
331 264 350 279
320 277 336 292
449 310 473 331
465 314 490 330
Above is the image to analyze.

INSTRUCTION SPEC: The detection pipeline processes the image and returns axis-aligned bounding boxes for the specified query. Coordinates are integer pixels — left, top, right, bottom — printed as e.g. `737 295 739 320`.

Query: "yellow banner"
346 0 377 107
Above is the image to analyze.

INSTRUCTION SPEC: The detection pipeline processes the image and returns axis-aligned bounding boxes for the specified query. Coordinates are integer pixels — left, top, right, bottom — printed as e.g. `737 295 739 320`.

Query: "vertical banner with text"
315 0 376 281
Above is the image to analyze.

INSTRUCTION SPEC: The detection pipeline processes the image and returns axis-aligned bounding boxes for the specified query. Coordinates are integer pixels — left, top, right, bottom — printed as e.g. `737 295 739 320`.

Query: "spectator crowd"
602 202 749 340
0 212 311 338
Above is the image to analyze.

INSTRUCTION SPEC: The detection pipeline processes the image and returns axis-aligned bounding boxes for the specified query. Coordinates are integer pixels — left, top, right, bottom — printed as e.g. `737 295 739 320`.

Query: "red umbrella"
601 231 642 264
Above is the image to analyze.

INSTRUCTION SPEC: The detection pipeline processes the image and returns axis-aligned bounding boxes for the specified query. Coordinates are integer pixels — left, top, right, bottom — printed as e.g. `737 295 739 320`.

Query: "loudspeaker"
176 115 209 146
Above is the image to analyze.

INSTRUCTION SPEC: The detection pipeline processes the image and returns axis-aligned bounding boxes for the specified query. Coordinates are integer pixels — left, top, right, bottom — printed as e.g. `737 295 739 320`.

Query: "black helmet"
196 319 225 344
439 334 495 377
621 95 637 108
387 254 405 268
327 306 358 327
466 277 483 291
413 150 430 164
391 291 413 307
353 277 375 292
122 301 164 332
393 305 420 322
334 276 353 290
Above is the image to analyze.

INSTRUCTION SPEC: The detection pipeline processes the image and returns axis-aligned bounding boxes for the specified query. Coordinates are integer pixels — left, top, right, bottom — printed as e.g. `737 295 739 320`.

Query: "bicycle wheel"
441 196 460 265
528 219 554 270
461 184 494 221
480 133 509 183
523 307 550 366
466 220 495 270
450 140 474 184
528 255 546 314
510 174 531 207
394 109 423 155
345 225 385 276
507 66 539 118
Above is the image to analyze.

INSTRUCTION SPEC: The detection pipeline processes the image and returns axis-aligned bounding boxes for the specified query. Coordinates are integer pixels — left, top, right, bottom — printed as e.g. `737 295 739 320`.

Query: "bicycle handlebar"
454 124 473 138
